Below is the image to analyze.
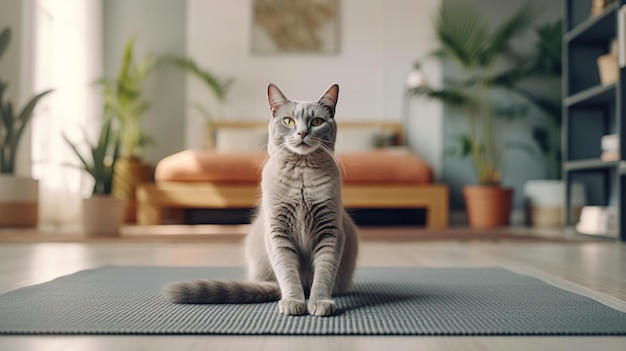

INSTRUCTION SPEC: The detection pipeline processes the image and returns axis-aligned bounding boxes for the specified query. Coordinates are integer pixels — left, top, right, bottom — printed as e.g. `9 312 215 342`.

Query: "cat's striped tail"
164 280 281 304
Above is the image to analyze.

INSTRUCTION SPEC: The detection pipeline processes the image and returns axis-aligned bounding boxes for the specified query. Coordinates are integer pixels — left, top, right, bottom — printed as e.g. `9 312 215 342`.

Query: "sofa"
137 121 449 228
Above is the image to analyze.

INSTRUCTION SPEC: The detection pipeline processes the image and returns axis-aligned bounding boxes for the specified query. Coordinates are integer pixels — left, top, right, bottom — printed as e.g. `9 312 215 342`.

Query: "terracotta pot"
463 185 513 228
0 175 38 227
113 157 152 223
82 195 124 236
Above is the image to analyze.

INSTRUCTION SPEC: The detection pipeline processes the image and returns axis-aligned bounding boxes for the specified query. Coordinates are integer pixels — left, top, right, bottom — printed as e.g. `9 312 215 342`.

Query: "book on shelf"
601 150 619 161
601 134 618 151
600 134 619 161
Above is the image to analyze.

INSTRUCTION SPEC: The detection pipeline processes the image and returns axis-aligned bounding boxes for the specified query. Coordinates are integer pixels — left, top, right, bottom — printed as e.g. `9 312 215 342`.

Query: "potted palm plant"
0 27 54 227
97 38 156 222
63 118 123 236
409 2 535 228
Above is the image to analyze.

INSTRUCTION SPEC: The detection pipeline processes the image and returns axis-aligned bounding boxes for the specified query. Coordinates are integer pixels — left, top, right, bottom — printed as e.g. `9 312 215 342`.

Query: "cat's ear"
267 83 288 117
319 84 339 115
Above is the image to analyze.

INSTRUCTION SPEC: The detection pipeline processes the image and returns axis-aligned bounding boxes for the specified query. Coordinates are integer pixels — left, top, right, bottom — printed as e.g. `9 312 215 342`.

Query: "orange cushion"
339 150 432 184
156 149 432 184
155 150 266 183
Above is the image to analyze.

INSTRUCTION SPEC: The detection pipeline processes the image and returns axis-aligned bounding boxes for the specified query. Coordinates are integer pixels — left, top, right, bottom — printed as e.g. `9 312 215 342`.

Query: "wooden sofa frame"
136 122 449 228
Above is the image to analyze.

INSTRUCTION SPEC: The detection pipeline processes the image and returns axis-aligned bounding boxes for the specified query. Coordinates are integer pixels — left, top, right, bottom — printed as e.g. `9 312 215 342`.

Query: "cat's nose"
298 131 308 139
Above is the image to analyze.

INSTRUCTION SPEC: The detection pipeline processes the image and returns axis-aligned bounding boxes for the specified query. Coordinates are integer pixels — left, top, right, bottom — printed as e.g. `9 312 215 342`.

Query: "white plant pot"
524 180 586 228
82 195 124 236
0 174 39 227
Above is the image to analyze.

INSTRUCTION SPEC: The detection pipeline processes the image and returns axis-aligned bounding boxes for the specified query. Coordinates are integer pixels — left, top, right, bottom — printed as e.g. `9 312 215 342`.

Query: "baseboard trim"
449 209 525 226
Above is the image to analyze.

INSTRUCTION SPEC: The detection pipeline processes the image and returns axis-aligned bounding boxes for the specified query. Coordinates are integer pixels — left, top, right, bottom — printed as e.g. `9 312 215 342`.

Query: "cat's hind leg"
245 212 276 282
332 211 358 295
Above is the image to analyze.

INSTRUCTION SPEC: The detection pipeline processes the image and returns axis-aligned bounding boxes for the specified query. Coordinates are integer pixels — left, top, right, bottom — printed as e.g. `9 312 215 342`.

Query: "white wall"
0 0 34 176
186 0 443 176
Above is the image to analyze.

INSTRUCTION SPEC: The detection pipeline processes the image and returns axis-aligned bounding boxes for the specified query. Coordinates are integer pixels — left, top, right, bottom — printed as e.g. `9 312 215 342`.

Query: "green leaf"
14 89 54 141
63 118 119 195
483 2 536 65
457 134 473 158
408 85 468 107
531 127 549 153
192 101 214 121
165 56 233 101
435 1 537 70
493 102 529 121
443 134 473 160
532 20 562 75
103 139 120 194
436 2 489 69
118 38 136 88
93 119 112 186
0 81 11 130
0 27 10 62
62 132 92 174
516 87 561 120
1 87 53 174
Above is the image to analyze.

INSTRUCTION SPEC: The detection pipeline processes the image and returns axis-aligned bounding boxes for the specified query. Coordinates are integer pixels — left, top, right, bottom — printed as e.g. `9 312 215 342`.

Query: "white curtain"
30 0 102 229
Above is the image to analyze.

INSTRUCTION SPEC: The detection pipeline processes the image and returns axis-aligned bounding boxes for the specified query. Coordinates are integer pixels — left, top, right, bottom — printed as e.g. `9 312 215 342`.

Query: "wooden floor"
0 226 625 351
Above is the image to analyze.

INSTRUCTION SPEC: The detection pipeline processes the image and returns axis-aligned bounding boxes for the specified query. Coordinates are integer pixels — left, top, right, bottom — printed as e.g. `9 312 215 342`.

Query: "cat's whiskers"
253 144 272 177
309 136 347 177
257 143 269 154
266 141 296 164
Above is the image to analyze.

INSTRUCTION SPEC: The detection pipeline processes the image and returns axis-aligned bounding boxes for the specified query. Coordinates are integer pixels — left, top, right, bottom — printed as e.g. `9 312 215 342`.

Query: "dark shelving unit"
564 0 625 241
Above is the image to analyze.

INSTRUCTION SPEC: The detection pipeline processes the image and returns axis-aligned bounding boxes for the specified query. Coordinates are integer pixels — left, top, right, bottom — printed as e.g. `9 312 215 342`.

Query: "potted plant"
97 38 156 222
0 27 53 227
63 118 123 236
165 55 233 147
409 2 535 228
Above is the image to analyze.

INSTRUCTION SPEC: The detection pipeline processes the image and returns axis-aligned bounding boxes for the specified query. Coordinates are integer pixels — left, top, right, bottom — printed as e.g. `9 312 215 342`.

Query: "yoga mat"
1 266 625 335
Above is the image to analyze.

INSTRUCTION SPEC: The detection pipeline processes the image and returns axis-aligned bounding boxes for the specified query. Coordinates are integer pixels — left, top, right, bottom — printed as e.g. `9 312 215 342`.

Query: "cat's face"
267 84 338 156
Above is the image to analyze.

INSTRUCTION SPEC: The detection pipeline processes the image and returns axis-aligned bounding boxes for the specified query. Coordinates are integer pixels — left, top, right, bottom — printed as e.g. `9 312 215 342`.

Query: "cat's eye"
310 118 324 127
283 117 295 126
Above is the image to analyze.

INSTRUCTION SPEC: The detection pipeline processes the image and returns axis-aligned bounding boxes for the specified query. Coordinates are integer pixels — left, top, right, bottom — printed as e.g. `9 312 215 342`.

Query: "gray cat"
165 83 358 317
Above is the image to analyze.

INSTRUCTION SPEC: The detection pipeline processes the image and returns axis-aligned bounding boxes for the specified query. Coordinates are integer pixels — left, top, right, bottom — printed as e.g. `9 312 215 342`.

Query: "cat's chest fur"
263 153 340 205
261 153 342 251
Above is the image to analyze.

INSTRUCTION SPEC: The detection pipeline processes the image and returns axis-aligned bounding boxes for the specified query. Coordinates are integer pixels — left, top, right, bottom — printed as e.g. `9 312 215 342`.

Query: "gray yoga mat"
1 266 626 335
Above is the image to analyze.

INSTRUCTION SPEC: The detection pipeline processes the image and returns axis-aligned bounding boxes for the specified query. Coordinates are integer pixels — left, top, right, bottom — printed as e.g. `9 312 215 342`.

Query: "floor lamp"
402 62 429 145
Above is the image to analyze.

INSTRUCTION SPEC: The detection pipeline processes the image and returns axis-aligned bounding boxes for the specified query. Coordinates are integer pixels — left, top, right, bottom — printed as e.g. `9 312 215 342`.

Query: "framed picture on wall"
251 0 340 54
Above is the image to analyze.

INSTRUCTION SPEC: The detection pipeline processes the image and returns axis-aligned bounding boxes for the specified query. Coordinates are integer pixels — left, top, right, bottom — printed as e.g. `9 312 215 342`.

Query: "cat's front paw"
279 298 306 316
308 299 336 317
